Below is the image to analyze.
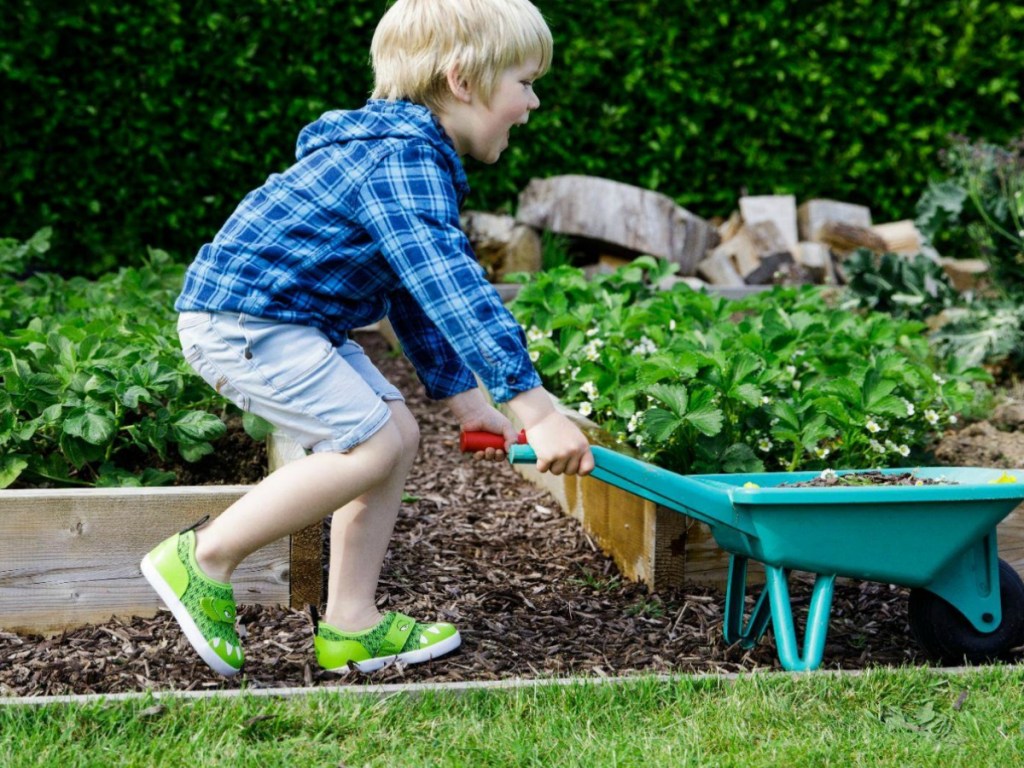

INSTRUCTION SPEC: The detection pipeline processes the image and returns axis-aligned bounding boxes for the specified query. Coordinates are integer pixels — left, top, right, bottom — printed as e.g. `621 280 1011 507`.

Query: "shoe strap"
200 596 238 624
179 515 210 535
378 612 416 657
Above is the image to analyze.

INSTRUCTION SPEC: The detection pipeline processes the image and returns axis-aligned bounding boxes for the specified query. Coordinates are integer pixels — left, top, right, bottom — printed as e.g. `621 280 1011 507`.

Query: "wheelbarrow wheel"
908 559 1024 665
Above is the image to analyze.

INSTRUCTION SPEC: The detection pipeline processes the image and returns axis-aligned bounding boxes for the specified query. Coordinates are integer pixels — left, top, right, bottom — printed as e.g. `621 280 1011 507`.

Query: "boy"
141 0 594 677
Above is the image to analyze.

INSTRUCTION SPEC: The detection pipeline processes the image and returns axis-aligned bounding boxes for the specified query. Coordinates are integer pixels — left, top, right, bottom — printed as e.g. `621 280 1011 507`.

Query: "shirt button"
506 375 517 384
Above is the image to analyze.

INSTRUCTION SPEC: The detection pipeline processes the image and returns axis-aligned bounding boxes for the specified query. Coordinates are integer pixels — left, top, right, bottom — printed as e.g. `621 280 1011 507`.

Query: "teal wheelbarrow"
465 433 1024 671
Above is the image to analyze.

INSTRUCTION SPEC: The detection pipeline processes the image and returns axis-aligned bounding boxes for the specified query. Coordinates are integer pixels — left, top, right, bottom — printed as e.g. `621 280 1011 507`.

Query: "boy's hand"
524 411 594 476
444 389 516 461
508 387 594 476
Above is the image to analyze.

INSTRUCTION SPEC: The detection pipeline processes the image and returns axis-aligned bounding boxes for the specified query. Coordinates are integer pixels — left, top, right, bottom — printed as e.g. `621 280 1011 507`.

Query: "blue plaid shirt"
176 100 540 403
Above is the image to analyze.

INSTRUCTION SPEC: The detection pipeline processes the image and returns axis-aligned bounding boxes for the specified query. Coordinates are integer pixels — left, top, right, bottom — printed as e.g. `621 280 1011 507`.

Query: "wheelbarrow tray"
620 463 1024 588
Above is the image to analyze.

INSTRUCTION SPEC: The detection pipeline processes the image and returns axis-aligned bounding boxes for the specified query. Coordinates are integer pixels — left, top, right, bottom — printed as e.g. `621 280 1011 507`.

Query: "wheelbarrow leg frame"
724 556 836 672
723 532 1003 672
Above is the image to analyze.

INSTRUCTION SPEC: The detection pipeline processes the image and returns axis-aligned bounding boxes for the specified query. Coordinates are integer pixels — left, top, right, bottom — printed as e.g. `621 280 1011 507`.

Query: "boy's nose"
529 91 540 110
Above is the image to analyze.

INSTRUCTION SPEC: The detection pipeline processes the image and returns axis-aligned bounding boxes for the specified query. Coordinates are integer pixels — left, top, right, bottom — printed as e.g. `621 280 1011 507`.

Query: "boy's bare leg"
323 402 420 630
192 402 420 623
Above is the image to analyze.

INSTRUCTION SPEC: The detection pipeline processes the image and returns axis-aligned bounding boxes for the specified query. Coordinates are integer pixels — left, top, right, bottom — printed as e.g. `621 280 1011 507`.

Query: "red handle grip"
460 429 527 452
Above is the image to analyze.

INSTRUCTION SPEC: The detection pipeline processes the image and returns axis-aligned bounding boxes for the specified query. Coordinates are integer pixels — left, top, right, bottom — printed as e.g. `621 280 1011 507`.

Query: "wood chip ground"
1 333 1015 697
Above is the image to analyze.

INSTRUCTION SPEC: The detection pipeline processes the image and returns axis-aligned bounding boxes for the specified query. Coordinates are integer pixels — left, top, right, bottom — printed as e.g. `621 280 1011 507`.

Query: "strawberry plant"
0 230 265 488
510 258 988 475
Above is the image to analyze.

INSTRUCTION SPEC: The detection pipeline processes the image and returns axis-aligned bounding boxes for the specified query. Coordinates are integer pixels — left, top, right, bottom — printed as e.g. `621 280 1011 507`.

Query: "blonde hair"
370 0 553 112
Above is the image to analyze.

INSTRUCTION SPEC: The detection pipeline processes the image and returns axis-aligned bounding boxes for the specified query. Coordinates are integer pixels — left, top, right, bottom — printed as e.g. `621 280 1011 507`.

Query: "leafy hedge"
2 0 1022 271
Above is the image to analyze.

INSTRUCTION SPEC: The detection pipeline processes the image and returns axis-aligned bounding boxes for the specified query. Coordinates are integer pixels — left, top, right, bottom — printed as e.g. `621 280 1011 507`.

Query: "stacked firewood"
460 174 988 293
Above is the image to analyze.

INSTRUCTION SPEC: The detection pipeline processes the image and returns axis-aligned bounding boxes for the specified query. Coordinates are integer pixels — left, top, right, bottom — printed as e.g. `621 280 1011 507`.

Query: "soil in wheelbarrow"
779 471 949 488
2 332 1022 697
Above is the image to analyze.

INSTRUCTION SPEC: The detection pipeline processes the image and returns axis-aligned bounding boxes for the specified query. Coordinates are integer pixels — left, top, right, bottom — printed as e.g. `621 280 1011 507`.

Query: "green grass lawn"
3 667 1023 767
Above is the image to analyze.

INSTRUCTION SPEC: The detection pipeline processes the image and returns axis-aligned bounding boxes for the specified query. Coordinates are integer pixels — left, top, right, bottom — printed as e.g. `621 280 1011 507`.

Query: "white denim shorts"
177 311 403 453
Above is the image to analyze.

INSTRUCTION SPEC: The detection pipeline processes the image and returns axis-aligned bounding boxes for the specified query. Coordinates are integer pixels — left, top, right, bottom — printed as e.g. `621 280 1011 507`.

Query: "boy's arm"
356 144 539 404
387 284 478 400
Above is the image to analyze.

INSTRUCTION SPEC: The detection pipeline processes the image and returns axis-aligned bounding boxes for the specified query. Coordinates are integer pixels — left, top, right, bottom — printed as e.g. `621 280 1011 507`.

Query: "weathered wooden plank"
0 486 289 636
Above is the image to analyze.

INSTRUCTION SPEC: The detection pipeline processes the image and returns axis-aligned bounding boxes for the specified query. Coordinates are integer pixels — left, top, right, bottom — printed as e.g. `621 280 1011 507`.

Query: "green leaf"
63 406 117 445
642 408 683 442
721 443 763 474
171 410 226 443
647 384 689 416
178 441 215 463
683 389 724 436
731 383 763 407
120 385 152 409
0 455 29 488
242 412 274 442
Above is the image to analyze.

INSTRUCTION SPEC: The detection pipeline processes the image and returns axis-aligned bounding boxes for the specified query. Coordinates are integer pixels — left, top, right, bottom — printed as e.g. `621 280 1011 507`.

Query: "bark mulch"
0 332 1008 698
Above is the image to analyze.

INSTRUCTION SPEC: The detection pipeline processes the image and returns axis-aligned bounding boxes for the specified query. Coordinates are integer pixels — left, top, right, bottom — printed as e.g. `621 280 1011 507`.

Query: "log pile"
458 175 989 294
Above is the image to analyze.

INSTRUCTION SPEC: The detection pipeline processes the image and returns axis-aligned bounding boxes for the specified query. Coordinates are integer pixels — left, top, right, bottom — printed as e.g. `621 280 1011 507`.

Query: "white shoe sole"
141 554 242 677
326 630 463 673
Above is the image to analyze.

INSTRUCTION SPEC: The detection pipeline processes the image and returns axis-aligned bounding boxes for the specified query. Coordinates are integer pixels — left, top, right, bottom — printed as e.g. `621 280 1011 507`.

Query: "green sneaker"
312 608 461 673
141 516 244 676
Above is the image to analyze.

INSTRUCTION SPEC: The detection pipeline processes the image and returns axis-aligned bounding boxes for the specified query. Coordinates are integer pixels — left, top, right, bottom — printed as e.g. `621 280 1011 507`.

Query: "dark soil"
1 332 1019 697
779 471 949 488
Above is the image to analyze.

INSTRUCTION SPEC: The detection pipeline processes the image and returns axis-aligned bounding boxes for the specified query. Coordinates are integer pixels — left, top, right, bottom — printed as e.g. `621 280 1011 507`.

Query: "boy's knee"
386 402 420 458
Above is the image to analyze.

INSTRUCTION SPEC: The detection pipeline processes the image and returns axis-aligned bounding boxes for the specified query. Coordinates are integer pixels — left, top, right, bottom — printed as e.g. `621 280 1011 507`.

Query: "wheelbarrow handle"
459 429 527 453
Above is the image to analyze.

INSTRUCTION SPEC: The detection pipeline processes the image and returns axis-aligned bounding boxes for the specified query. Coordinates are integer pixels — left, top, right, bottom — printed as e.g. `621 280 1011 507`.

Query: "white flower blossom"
581 380 599 401
903 399 915 417
761 396 771 405
948 414 958 425
627 412 642 433
529 350 540 362
924 409 939 425
786 365 797 377
869 439 886 454
582 339 603 362
819 468 837 480
758 438 773 452
815 446 831 459
633 336 658 355
933 373 946 385
792 379 802 391
866 418 881 434
578 402 593 417
897 444 910 457
669 320 677 331
586 327 600 337
526 326 546 343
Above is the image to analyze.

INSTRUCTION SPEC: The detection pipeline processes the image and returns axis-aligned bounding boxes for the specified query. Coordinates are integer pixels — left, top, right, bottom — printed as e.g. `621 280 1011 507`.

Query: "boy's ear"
445 65 473 103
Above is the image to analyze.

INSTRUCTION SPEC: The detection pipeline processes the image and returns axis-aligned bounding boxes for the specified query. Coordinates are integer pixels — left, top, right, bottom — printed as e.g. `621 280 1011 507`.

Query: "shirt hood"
296 100 470 199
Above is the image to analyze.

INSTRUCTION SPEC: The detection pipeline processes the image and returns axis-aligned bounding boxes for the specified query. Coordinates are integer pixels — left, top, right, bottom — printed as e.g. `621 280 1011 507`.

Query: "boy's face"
440 59 542 164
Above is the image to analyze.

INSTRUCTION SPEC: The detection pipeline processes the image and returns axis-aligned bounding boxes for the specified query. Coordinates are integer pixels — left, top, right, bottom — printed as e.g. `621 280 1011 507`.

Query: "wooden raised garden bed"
0 435 320 636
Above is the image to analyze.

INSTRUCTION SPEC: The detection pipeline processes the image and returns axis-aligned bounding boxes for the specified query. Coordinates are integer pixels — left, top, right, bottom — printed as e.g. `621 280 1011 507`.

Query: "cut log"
796 241 836 284
516 175 716 275
461 211 543 281
706 220 793 285
871 220 924 256
818 220 888 255
938 257 990 292
739 195 798 250
718 210 744 243
798 199 872 241
696 247 745 287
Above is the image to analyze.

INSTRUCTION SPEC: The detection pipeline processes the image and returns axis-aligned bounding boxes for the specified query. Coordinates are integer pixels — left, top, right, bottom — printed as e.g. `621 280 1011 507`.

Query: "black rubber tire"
908 559 1024 665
